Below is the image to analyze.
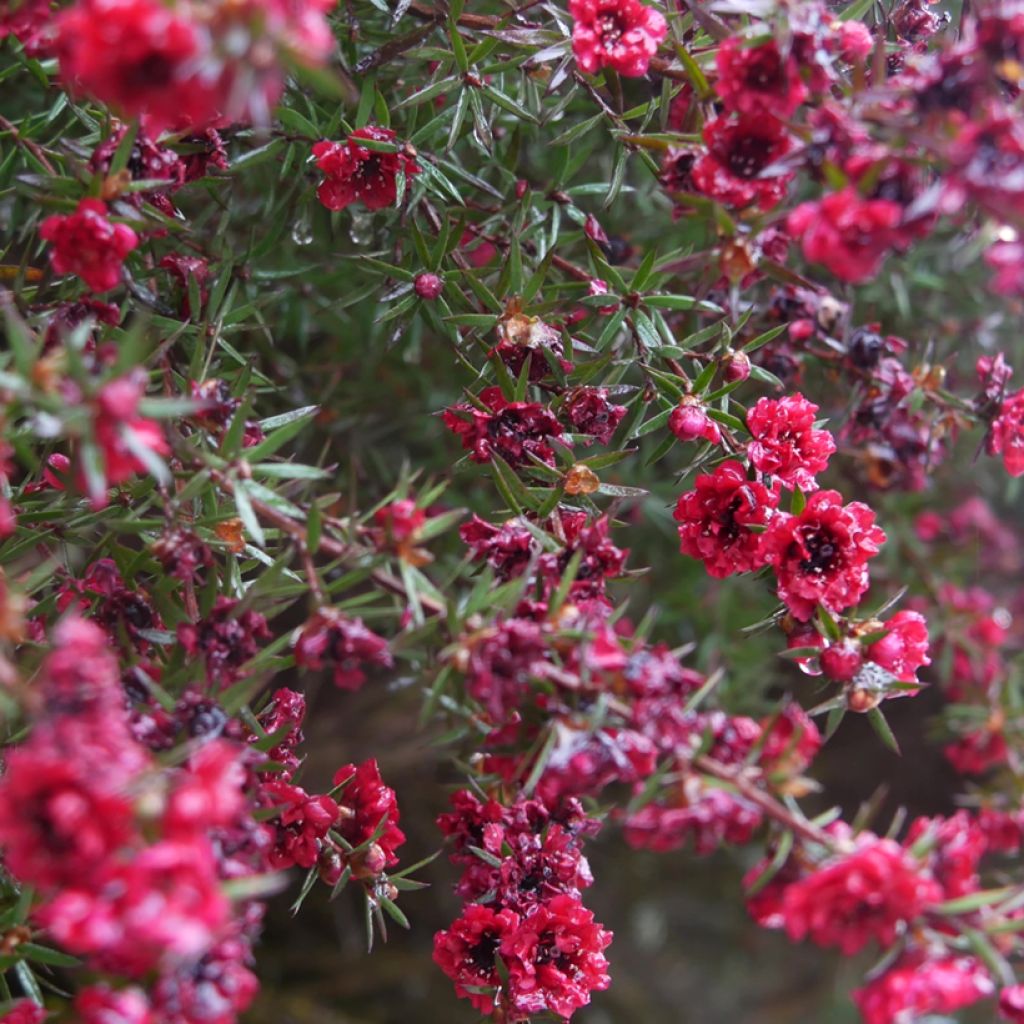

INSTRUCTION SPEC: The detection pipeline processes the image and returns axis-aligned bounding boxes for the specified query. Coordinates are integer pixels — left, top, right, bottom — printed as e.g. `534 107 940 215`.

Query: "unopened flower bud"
414 272 444 300
722 349 751 383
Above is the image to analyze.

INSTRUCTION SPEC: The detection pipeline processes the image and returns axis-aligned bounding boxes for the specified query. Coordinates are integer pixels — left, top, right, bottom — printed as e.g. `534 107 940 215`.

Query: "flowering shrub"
2 0 1024 1020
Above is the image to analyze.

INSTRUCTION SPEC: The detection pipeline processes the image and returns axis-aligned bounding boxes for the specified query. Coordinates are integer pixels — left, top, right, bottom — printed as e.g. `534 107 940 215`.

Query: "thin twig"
0 115 57 175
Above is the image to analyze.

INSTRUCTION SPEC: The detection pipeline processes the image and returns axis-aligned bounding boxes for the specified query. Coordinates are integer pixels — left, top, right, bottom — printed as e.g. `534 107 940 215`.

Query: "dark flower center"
725 134 773 179
799 531 838 574
598 13 626 48
467 932 500 975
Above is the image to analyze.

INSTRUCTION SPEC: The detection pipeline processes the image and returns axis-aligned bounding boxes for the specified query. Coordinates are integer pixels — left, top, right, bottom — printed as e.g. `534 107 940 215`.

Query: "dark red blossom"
333 758 406 870
1001 984 1024 1021
75 985 152 1024
261 780 339 870
460 515 537 579
563 387 626 445
568 0 667 77
539 513 627 600
746 394 836 491
693 115 793 212
90 125 184 192
780 837 941 954
177 596 271 687
293 608 393 690
854 955 992 1024
788 188 903 282
905 811 986 899
987 389 1024 476
760 490 886 621
674 460 779 578
152 936 259 1024
867 610 930 682
312 127 421 212
715 37 807 118
39 199 138 293
443 387 565 468
0 1003 47 1024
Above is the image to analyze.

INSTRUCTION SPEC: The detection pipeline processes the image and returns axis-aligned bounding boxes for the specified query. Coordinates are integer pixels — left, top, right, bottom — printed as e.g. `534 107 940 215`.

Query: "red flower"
538 513 627 600
781 837 942 954
460 515 537 579
0 0 55 56
564 387 627 445
152 937 259 1024
945 728 1008 775
165 740 248 837
0 1003 47 1024
787 188 903 282
312 127 421 212
260 780 340 870
568 0 667 77
669 396 722 445
1001 984 1024 1021
988 388 1024 476
674 460 779 578
760 490 886 621
854 955 993 1024
293 608 393 690
443 386 565 468
501 894 612 1019
433 904 521 1015
905 811 986 899
0 746 137 888
75 985 152 1024
38 838 229 976
715 37 807 118
333 758 406 869
692 115 793 211
177 596 271 687
39 199 138 293
55 0 208 132
867 610 930 682
746 394 836 491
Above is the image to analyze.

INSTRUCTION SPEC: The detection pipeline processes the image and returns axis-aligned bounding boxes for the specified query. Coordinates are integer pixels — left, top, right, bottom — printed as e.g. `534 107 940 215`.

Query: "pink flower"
855 955 993 1024
0 1002 47 1024
692 115 793 211
569 0 667 77
260 780 340 869
312 127 421 212
39 199 138 292
988 388 1024 476
293 608 393 690
669 397 722 445
787 188 903 282
715 37 807 118
867 610 930 682
1001 984 1024 1021
333 758 406 870
74 985 152 1024
760 490 886 621
165 740 248 836
781 837 942 954
746 394 836 491
674 460 779 578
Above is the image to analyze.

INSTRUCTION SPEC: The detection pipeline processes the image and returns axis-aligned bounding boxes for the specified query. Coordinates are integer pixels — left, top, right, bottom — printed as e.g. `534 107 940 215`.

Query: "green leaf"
866 707 901 755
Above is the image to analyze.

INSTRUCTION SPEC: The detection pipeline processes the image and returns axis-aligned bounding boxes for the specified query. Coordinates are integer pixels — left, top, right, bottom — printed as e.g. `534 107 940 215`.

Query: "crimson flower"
760 490 886 620
333 758 406 869
781 837 942 954
260 780 340 870
293 608 393 690
715 37 807 118
987 388 1024 476
312 127 420 212
787 188 903 282
854 955 993 1024
75 985 152 1024
673 460 779 578
40 199 138 293
564 387 627 445
867 610 930 682
746 394 836 491
568 0 667 77
177 596 271 687
693 115 793 211
461 515 538 579
443 386 565 467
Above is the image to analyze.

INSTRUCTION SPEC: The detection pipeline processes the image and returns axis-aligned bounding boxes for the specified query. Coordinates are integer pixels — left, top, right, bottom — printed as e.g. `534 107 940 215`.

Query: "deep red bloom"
500 894 612 1020
715 37 807 118
152 936 259 1024
988 389 1024 477
787 188 903 282
905 811 986 900
443 387 565 468
1001 983 1024 1021
177 596 271 687
538 513 627 600
746 394 836 491
165 740 248 837
564 387 627 445
55 0 208 131
261 780 339 870
370 498 426 552
0 0 55 56
433 904 521 1014
38 838 229 976
0 1002 47 1024
75 985 152 1024
312 127 421 212
674 460 779 578
692 115 793 211
760 490 886 621
854 955 993 1024
781 837 941 954
160 254 210 318
945 728 1008 775
333 758 406 869
39 199 138 293
568 0 667 77
668 397 722 445
293 608 393 690
460 515 537 579
253 687 306 778
759 703 822 775
867 610 930 682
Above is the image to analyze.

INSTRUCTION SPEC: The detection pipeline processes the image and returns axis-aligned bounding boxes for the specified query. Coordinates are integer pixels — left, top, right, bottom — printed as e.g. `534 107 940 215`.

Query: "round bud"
722 349 751 383
414 272 444 300
820 642 863 682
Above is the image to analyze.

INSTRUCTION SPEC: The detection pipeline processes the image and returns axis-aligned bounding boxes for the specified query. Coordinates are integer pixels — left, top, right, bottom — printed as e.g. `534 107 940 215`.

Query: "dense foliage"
2 0 1024 1020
